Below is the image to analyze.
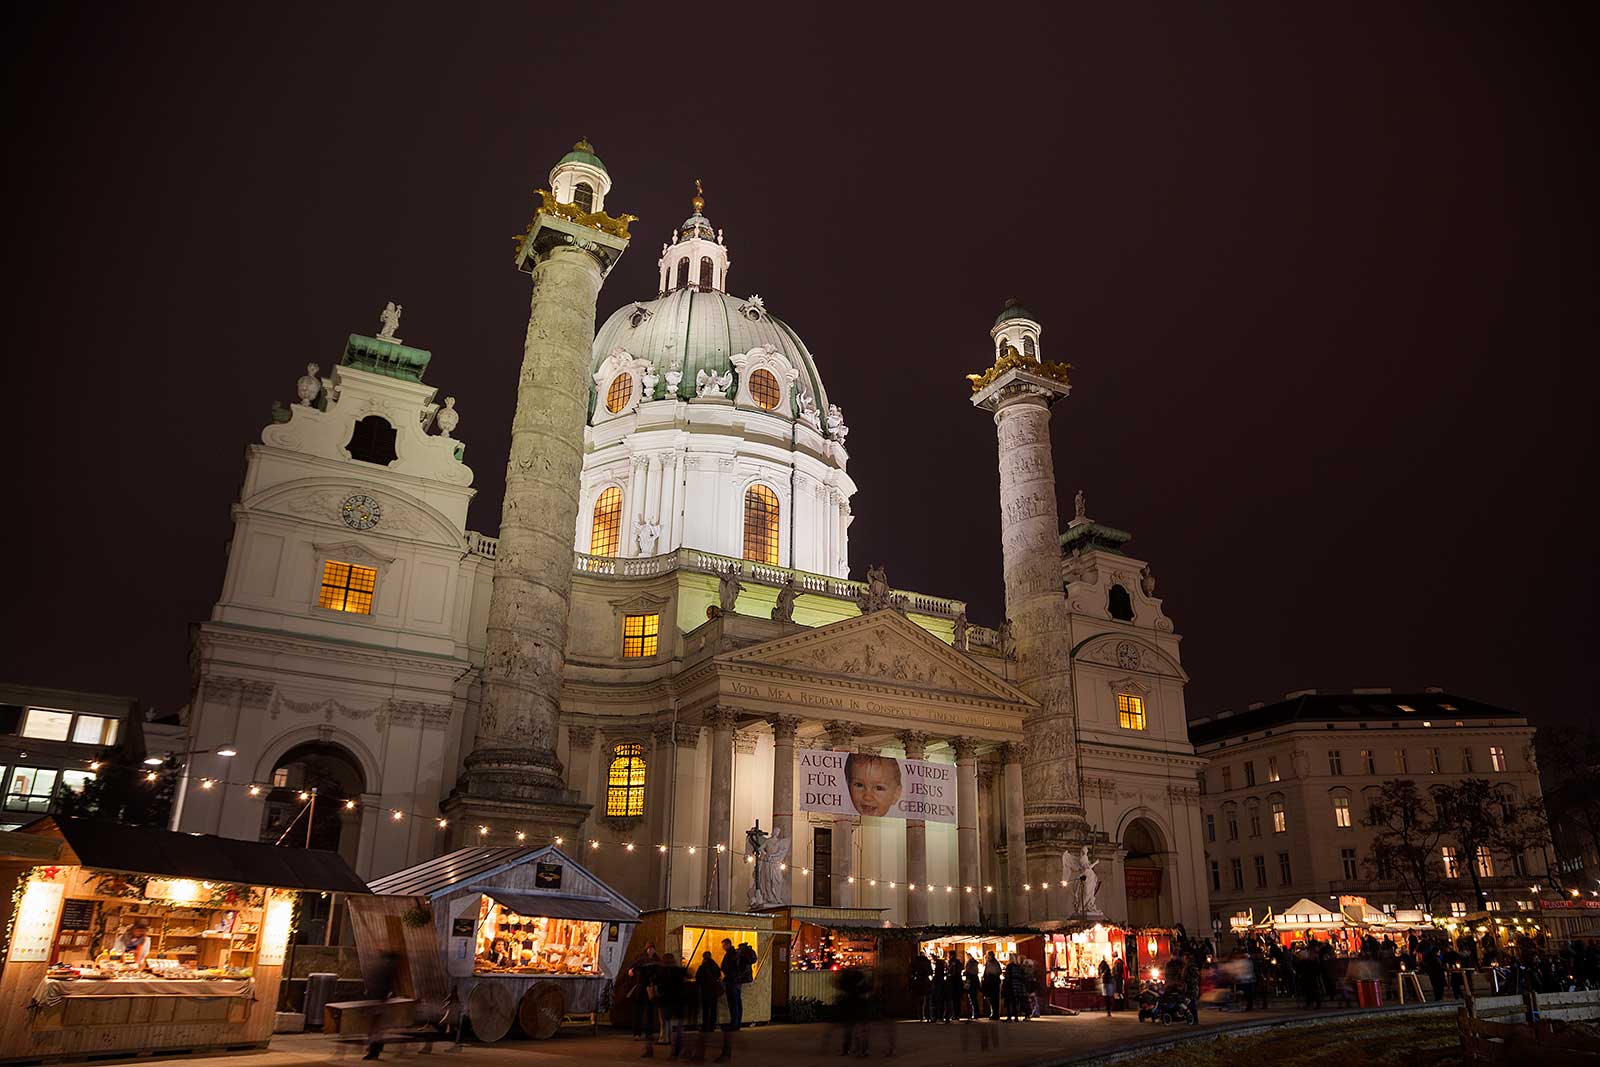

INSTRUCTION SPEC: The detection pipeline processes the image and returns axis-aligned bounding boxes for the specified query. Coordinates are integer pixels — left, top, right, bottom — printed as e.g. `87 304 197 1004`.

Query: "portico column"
1000 742 1028 924
826 720 858 908
901 731 930 926
770 715 800 904
705 706 737 909
954 737 981 924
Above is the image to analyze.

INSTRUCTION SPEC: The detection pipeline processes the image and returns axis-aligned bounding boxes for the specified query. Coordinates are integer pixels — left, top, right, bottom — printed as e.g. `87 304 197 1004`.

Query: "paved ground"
91 1001 1455 1067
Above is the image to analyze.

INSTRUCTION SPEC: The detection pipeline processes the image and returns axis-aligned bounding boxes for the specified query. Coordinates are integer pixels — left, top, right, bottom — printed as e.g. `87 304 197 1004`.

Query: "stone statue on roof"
377 301 403 342
1074 489 1086 523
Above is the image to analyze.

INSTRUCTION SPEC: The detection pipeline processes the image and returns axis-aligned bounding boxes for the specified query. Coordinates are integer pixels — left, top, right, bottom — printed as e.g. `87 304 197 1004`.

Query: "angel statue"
745 821 790 910
1063 845 1103 916
696 367 733 398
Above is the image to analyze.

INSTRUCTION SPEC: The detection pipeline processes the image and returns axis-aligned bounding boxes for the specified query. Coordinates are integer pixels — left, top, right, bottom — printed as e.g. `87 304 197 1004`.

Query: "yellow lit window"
590 486 623 556
747 368 780 411
1117 693 1147 730
318 560 377 614
742 484 780 565
622 613 659 658
606 743 646 817
605 373 634 414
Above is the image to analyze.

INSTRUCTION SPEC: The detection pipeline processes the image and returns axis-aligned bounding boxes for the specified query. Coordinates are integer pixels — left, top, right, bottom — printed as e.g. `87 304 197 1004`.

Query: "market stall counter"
358 845 639 1041
0 815 368 1063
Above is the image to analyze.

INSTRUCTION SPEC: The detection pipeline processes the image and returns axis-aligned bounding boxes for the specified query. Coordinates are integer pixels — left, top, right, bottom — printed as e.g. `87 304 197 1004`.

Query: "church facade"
173 143 1210 932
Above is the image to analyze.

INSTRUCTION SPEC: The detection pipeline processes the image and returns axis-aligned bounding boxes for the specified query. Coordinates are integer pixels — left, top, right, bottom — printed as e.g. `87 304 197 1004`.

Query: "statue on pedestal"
745 821 789 910
1063 845 1103 916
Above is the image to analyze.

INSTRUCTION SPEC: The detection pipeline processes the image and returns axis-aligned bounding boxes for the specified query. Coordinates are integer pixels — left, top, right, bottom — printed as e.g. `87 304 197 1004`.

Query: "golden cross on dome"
691 178 705 214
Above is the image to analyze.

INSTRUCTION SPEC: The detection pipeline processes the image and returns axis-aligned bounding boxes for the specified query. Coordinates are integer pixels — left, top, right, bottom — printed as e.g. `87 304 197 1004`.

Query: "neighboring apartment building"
1546 780 1600 892
1190 689 1545 927
0 684 154 830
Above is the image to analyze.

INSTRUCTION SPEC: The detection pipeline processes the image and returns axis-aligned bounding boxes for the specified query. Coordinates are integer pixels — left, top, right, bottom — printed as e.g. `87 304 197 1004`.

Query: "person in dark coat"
1098 959 1114 1017
643 952 687 1059
945 953 965 1020
911 952 934 1022
1002 958 1025 1021
693 951 722 1062
963 956 981 1020
1422 943 1447 1002
1112 954 1127 1007
931 955 947 1022
629 942 661 1042
982 951 1002 1020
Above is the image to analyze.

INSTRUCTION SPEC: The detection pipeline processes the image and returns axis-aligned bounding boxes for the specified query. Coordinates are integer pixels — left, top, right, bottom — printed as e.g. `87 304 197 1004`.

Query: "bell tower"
657 180 730 294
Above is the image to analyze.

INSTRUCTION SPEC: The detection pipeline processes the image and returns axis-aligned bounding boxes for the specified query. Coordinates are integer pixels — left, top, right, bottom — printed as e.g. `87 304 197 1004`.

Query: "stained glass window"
319 560 377 614
742 484 780 565
606 373 634 414
590 487 623 556
622 613 659 658
747 368 780 411
606 743 646 817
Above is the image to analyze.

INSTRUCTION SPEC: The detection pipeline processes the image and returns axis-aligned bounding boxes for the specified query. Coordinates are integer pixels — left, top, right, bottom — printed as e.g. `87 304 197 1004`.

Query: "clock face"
341 494 382 530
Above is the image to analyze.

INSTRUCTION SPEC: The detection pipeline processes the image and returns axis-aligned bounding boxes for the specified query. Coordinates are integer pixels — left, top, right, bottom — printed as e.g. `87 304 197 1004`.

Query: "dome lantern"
990 297 1043 362
657 179 730 295
549 138 612 214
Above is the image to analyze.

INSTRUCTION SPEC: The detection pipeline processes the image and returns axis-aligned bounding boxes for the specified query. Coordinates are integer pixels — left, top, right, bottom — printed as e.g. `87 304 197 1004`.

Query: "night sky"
8 4 1595 729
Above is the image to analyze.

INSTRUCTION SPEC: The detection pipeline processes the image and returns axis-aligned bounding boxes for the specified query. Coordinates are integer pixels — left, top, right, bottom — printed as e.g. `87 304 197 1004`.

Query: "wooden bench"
323 998 417 1037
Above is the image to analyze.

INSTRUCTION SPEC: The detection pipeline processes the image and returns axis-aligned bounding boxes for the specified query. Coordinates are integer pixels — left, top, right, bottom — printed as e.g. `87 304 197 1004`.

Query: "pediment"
719 610 1034 706
1071 632 1189 683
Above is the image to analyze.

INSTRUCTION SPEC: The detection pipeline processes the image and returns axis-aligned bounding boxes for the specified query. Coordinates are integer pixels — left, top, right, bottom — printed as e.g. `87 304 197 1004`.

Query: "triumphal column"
444 141 633 844
968 300 1087 920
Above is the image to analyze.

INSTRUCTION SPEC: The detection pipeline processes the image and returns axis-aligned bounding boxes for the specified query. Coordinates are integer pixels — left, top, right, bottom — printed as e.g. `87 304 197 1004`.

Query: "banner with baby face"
797 749 957 823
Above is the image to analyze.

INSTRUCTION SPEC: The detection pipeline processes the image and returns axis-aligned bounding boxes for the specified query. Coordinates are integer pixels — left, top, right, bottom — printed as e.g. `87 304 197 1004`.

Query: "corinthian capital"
900 730 931 760
567 723 597 749
999 741 1027 765
824 720 858 750
951 736 981 761
769 714 802 743
705 705 739 731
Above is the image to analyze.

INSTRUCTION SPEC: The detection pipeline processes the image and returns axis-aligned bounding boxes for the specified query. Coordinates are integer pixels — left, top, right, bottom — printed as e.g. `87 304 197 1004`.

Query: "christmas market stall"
357 845 638 1041
1039 923 1179 1009
0 815 368 1063
765 905 885 1016
611 908 776 1030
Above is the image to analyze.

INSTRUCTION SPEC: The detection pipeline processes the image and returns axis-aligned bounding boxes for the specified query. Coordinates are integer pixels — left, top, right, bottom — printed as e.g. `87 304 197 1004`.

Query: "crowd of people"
624 937 758 1061
907 948 1036 1022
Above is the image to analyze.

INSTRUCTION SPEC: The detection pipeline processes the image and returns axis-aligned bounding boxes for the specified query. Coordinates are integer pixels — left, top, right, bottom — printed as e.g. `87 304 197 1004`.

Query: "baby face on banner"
846 754 903 817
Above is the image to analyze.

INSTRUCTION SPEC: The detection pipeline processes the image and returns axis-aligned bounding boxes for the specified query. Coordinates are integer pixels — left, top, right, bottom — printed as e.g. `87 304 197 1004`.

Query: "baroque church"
174 141 1210 932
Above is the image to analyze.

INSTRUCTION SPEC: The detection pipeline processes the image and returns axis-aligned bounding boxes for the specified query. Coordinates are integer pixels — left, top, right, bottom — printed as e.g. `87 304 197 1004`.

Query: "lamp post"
164 745 238 831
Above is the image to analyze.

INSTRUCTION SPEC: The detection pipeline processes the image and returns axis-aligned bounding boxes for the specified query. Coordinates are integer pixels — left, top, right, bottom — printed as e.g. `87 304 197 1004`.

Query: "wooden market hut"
611 908 778 1029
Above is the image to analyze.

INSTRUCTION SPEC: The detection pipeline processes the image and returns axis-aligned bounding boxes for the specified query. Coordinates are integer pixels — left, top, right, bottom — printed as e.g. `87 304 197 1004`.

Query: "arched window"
573 181 595 213
1023 335 1036 359
605 372 634 413
590 486 623 556
742 484 780 565
347 415 398 466
699 257 714 289
675 257 690 289
605 743 646 817
1108 584 1135 621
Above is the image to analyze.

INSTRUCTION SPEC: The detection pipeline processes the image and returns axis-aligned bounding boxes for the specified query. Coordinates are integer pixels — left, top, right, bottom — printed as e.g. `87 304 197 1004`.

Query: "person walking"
1182 956 1202 1025
1112 954 1126 1010
1098 958 1114 1017
629 942 662 1043
716 938 751 1062
963 955 981 1020
982 951 1002 1020
911 951 933 1022
644 952 687 1059
693 951 722 1063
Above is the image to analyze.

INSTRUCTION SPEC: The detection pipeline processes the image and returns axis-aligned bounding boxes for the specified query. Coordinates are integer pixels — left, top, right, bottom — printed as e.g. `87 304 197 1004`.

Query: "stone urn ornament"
436 396 460 437
296 363 321 406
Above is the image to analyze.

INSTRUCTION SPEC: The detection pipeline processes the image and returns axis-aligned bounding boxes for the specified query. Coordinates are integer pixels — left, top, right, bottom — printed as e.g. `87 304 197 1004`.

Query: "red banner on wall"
1125 866 1163 899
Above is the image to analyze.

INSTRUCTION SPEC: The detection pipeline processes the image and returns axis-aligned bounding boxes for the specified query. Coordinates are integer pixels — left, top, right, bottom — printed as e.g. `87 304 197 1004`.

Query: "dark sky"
7 3 1595 728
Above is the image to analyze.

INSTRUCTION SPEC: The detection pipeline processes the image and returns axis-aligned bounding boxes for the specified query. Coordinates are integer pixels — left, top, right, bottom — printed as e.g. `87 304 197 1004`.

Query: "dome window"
573 181 595 213
675 257 690 290
590 487 623 556
743 484 781 566
698 257 715 290
1023 335 1036 359
1109 583 1135 622
747 368 781 411
628 306 651 329
605 373 635 414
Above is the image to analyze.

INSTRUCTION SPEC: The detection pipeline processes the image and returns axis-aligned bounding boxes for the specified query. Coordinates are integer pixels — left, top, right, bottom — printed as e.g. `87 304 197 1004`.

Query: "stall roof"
368 846 545 897
484 889 637 923
9 816 369 894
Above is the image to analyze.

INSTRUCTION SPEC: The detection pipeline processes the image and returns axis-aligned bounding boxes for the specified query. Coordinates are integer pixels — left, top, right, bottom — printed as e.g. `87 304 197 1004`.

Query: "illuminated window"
318 560 377 614
605 743 646 817
1116 693 1147 730
747 369 781 411
699 257 714 289
21 708 72 742
742 484 780 565
1267 756 1280 783
1485 900 1501 912
1328 750 1343 775
5 768 58 813
1442 846 1460 878
1271 798 1287 833
590 487 623 556
1490 746 1506 772
622 613 659 658
72 715 116 745
1449 901 1466 918
1476 847 1495 878
573 181 594 212
605 373 634 414
1361 749 1375 774
1333 796 1352 828
60 770 95 796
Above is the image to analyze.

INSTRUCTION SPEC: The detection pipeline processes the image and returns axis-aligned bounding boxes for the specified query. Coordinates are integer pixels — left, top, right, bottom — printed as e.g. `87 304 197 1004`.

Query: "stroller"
1136 983 1195 1025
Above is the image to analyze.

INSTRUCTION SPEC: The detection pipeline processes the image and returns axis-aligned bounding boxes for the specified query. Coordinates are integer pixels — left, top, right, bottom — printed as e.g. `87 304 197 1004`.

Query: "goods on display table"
1040 923 1178 1010
0 816 367 1064
358 845 639 1041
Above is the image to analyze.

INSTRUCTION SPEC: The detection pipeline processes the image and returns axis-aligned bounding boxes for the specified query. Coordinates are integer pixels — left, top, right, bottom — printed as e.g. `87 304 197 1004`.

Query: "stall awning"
484 889 637 923
10 816 369 894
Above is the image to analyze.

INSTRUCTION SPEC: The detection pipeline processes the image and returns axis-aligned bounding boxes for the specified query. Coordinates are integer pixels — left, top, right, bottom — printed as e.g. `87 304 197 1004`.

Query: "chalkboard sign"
534 862 562 889
59 899 96 932
451 917 475 938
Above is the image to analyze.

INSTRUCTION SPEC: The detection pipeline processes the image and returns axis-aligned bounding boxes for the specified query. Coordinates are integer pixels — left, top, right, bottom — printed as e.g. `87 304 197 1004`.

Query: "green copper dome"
557 138 608 175
993 298 1038 328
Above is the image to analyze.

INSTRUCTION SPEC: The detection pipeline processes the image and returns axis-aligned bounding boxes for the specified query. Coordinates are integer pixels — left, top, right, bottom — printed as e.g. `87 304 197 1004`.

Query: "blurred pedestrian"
628 941 661 1042
692 951 721 1062
911 950 933 1021
1098 958 1114 1017
982 951 1002 1020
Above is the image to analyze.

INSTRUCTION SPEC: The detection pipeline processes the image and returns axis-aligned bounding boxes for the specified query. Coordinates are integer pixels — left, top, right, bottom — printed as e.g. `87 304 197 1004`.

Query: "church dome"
592 289 829 416
992 298 1037 329
557 138 607 175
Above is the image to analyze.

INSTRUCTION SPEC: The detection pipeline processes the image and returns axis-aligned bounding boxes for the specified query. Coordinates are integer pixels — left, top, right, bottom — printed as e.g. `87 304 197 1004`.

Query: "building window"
1510 852 1526 876
1462 748 1474 773
1221 767 1233 792
1442 846 1460 879
72 715 116 745
1428 748 1441 774
1485 900 1501 912
60 770 95 797
1209 860 1221 893
605 372 634 413
1271 798 1287 833
747 368 781 411
1205 814 1216 843
573 181 595 213
1475 847 1495 878
4 768 59 813
1254 855 1268 888
1117 694 1147 731
1227 811 1239 840
1333 796 1352 828
21 708 118 747
1278 851 1292 885
622 613 660 658
742 485 780 565
590 487 623 556
1361 749 1375 774
1268 756 1280 783
675 257 689 289
1197 771 1207 796
1490 746 1506 772
1249 807 1262 838
1395 749 1409 774
605 743 646 817
1230 859 1244 891
698 257 714 289
1328 750 1343 776
346 415 398 466
1023 335 1036 358
1244 761 1256 787
1450 901 1467 918
1108 584 1135 621
318 560 377 614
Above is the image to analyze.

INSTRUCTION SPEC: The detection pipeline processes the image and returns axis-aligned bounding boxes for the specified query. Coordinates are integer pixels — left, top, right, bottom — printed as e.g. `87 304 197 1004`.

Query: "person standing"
911 951 933 1022
720 938 744 1031
1182 956 1201 1025
946 953 965 1020
1098 959 1114 1017
982 951 1002 1020
644 952 687 1059
963 955 981 1020
1112 954 1126 1010
1002 957 1024 1021
931 955 947 1022
629 941 661 1042
693 951 722 1063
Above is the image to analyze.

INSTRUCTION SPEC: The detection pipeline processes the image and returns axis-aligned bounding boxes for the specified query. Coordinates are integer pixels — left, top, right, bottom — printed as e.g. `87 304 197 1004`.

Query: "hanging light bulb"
554 835 564 845
625 842 635 851
390 809 403 821
437 818 448 829
478 825 489 836
516 831 526 842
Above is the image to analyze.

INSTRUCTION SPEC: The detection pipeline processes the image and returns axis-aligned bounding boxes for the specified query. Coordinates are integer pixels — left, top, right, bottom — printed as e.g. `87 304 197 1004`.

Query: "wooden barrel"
518 981 567 1039
467 981 514 1043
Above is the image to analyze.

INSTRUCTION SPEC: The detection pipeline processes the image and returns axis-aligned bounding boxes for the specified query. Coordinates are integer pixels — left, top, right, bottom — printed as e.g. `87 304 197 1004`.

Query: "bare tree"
1363 779 1448 915
1431 778 1550 910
